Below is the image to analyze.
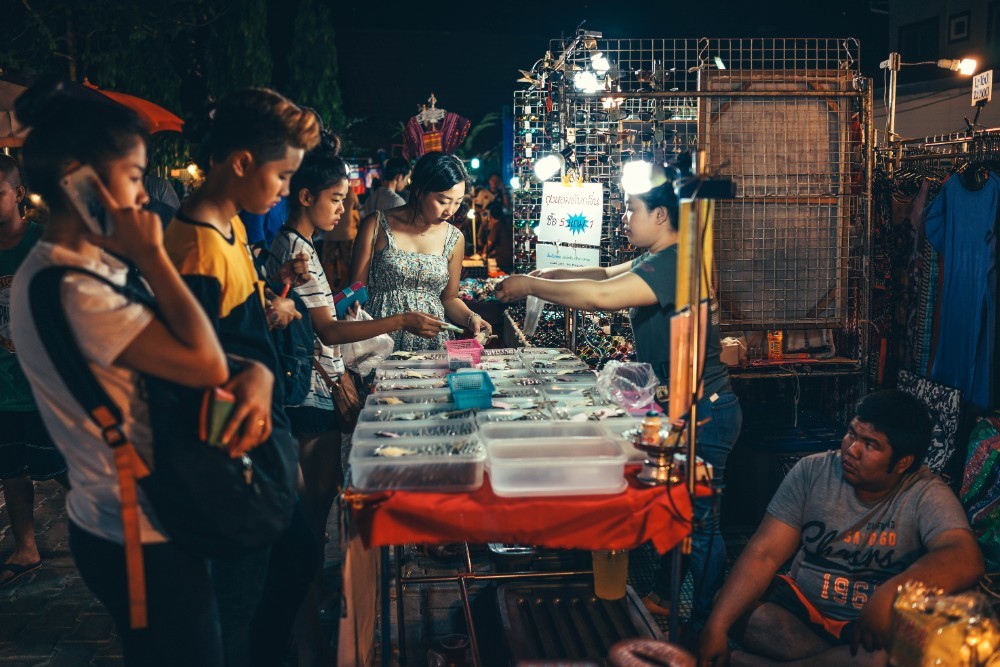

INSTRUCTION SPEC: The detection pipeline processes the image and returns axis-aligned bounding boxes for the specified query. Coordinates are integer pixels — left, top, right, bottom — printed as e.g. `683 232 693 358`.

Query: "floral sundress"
366 211 460 351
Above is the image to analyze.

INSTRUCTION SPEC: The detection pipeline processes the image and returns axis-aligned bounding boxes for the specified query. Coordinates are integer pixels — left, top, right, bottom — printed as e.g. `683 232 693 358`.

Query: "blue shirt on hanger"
925 171 1000 408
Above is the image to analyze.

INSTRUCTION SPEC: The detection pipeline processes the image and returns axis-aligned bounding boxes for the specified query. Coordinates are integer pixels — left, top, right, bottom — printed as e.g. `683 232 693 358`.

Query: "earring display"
511 34 870 368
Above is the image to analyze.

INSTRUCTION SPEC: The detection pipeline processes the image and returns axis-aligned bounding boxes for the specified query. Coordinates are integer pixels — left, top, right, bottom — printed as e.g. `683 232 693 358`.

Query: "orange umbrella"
84 81 183 134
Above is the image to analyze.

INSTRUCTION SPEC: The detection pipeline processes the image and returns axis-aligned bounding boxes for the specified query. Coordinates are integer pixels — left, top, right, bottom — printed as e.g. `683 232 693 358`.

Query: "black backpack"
29 266 298 625
254 242 314 407
271 289 314 406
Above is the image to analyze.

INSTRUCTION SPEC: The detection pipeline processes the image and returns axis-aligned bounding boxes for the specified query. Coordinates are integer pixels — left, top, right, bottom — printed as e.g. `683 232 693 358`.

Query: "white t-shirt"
267 227 345 410
10 241 166 544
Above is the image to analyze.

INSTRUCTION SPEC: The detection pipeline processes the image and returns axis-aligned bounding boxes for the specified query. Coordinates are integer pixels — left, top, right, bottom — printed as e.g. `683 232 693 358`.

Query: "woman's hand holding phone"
82 173 165 266
220 360 274 457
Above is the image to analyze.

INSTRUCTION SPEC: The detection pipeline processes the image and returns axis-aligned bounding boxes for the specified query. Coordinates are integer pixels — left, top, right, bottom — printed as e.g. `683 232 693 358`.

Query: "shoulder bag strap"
367 212 382 286
29 266 151 629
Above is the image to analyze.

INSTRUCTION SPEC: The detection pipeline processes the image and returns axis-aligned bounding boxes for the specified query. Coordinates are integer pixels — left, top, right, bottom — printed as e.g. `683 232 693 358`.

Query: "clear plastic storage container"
550 405 630 421
353 418 478 442
365 389 453 407
479 422 627 497
358 403 474 422
349 435 485 492
375 367 450 380
372 377 451 392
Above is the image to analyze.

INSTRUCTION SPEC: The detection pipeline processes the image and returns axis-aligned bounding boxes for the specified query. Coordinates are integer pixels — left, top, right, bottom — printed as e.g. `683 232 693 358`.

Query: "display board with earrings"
509 33 872 374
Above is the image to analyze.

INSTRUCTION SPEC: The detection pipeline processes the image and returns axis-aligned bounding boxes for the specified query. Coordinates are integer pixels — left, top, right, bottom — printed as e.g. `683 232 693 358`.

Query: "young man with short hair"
699 390 984 667
359 157 410 218
0 154 69 588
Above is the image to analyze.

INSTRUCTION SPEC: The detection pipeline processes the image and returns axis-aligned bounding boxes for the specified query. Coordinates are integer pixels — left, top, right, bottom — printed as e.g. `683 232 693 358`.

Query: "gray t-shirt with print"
767 450 971 621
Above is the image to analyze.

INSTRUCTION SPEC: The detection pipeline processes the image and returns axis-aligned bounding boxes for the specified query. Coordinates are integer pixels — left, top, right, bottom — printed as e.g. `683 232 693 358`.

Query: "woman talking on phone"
496 164 741 632
10 80 230 665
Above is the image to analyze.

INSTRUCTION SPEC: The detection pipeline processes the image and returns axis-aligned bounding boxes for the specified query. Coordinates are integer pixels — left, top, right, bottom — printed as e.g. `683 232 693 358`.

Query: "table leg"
457 576 481 667
381 547 391 667
395 545 407 665
669 547 683 643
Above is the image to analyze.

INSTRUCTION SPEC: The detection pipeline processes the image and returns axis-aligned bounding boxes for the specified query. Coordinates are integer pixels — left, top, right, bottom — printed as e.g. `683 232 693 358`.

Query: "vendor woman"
496 164 741 629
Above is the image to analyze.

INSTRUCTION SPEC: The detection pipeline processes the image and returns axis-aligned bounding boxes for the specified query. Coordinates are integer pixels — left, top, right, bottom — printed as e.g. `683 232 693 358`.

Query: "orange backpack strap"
29 267 158 631
92 406 152 629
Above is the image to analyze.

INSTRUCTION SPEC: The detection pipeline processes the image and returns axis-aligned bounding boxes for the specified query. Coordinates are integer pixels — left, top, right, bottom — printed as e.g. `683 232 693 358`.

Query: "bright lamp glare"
958 58 977 75
620 161 655 195
938 58 977 75
574 71 602 93
713 56 727 70
533 154 564 181
470 158 481 169
509 176 521 190
591 53 610 75
467 209 476 220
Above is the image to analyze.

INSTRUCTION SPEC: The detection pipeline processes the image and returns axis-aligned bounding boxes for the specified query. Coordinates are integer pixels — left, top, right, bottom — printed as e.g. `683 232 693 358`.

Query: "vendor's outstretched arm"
497 271 658 311
851 528 984 655
699 516 801 666
531 259 634 281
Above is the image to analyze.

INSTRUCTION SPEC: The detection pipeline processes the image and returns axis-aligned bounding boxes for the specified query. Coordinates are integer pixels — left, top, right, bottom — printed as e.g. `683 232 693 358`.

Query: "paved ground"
0 480 342 666
0 482 122 666
1 478 744 666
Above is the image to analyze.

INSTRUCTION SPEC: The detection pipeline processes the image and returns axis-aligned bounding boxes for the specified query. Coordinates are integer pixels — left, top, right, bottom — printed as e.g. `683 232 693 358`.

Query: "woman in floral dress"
350 152 492 351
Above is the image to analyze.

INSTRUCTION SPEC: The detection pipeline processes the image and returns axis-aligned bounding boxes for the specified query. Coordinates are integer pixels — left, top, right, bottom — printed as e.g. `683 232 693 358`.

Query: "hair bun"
183 102 217 145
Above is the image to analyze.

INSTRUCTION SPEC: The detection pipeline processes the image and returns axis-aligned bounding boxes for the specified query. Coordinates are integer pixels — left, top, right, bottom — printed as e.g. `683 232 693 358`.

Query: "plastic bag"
596 361 659 411
340 308 394 376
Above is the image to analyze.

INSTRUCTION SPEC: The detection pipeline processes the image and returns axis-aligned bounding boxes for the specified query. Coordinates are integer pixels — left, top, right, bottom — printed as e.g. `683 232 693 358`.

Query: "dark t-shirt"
628 246 730 398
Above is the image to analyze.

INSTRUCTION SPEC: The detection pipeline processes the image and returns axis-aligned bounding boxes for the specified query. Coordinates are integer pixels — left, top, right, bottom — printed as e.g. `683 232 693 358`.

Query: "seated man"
698 389 984 667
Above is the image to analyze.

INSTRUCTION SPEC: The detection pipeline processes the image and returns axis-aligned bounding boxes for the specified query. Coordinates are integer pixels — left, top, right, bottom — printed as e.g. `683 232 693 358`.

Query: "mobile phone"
59 165 114 236
199 387 237 448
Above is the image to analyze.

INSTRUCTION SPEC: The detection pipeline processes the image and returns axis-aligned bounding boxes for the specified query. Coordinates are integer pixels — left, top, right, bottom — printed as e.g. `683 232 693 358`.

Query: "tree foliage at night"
284 0 346 133
0 0 346 132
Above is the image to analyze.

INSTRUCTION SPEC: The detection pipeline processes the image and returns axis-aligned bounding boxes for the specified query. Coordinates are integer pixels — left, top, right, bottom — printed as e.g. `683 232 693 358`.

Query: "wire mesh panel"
700 69 858 328
512 36 871 357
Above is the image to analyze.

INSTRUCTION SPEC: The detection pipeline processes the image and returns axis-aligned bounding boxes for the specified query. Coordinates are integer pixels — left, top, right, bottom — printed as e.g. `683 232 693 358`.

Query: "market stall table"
339 467 708 666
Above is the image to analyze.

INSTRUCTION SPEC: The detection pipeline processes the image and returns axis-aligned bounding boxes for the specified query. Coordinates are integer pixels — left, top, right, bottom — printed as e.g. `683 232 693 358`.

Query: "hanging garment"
402 112 470 159
925 172 1000 408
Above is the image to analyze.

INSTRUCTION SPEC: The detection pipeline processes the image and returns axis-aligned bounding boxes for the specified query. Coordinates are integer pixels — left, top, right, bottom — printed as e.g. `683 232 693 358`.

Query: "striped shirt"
267 226 345 410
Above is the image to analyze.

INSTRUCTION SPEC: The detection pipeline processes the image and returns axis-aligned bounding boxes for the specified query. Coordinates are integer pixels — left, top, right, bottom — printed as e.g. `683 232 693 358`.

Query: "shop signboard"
972 70 992 106
535 243 601 271
537 182 604 247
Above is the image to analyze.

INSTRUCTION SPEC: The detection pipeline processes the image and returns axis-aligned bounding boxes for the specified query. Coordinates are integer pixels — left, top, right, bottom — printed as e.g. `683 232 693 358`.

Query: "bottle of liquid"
641 410 662 446
767 330 783 360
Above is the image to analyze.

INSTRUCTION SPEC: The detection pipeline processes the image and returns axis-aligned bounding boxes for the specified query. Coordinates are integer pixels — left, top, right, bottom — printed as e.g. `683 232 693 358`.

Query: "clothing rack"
880 127 1000 168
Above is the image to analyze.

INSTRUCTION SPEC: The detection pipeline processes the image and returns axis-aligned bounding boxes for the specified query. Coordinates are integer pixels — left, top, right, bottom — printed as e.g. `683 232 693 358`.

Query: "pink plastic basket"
444 338 484 365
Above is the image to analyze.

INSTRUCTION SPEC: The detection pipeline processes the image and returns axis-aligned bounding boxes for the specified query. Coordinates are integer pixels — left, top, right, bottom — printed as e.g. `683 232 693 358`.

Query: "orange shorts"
763 574 856 645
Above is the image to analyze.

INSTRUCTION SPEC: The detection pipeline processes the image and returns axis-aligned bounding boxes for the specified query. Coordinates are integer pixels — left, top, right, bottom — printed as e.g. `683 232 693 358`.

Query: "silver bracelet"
466 313 481 329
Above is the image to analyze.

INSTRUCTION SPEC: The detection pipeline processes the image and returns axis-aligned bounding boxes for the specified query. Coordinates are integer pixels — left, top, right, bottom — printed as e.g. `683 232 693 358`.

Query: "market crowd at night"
0 1 998 666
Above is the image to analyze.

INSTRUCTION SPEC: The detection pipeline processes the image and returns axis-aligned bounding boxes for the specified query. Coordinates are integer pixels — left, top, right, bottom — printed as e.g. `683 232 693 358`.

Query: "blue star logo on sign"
566 213 589 235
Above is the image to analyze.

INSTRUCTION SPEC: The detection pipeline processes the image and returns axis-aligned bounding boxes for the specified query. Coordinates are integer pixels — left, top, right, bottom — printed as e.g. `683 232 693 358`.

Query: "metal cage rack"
512 36 873 366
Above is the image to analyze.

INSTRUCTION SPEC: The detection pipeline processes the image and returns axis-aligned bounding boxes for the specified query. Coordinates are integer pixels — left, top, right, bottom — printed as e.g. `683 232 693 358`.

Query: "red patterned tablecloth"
348 467 705 553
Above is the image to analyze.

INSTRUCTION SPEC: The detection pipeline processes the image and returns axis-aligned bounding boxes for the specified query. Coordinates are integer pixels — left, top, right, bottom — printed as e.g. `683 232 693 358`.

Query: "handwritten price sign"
537 182 604 247
972 70 992 106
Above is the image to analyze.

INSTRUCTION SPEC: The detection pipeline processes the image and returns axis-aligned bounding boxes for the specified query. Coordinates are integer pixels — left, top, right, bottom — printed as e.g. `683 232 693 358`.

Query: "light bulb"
574 71 602 94
591 52 610 75
533 154 564 181
620 161 655 195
